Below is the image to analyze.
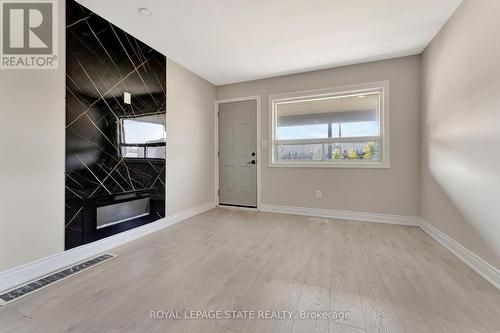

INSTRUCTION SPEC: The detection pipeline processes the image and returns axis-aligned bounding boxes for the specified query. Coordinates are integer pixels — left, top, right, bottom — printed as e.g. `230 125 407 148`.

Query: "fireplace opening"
96 197 151 229
68 188 164 248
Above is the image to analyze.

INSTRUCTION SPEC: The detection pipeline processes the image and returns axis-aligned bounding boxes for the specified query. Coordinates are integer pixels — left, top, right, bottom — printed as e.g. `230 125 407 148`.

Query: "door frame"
215 96 261 210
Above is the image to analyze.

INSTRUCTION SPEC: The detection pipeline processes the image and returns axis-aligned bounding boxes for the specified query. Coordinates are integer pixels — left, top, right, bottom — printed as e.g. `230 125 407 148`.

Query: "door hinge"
217 189 220 196
218 150 220 157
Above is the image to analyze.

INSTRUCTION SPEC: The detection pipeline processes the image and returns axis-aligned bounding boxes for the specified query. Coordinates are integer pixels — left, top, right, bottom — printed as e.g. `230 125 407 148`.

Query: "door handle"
247 160 256 165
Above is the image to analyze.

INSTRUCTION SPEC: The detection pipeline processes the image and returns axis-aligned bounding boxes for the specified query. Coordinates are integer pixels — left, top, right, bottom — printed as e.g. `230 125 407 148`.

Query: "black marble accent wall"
65 0 166 250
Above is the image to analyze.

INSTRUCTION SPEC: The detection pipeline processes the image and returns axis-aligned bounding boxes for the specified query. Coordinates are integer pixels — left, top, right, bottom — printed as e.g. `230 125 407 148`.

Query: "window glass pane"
146 146 166 159
341 121 379 137
273 90 384 165
324 142 380 161
277 124 328 140
276 144 323 161
276 93 379 141
122 114 166 144
121 146 145 158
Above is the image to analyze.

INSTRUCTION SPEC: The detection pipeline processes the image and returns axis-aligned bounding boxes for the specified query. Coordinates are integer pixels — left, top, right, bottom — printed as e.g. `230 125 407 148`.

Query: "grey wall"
421 0 500 269
166 59 216 214
0 0 66 272
217 56 421 216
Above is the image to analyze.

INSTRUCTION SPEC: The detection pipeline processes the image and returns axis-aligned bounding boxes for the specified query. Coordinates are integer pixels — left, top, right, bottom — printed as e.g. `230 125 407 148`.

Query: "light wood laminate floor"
1 208 499 333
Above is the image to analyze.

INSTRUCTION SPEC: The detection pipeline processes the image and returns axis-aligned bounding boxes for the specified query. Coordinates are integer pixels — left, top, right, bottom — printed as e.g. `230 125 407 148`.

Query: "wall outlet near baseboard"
315 190 322 199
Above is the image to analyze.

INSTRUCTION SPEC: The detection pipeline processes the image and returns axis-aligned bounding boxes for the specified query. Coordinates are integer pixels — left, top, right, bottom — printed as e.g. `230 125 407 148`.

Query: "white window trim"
269 81 390 169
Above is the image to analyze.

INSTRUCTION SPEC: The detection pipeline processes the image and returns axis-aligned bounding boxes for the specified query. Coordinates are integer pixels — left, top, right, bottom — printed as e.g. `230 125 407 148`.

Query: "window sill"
269 161 390 169
122 158 165 163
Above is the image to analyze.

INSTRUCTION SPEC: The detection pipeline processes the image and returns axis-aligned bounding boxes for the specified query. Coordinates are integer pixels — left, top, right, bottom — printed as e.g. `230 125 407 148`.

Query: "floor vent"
0 253 116 305
308 217 330 223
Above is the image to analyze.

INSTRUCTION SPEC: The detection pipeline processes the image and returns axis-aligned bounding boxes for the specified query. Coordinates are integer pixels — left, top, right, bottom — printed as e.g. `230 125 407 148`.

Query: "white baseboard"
419 219 500 290
260 204 420 226
217 204 257 211
0 201 215 293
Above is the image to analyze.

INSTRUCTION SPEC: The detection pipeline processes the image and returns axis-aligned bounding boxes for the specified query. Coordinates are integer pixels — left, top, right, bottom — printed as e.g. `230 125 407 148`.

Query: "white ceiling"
76 0 463 86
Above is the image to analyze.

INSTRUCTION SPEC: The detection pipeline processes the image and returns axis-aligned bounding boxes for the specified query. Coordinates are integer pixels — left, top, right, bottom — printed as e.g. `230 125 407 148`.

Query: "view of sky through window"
277 121 379 140
123 118 166 144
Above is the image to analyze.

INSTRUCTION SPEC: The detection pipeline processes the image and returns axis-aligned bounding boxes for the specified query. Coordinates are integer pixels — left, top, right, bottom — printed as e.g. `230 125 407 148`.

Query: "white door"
218 100 257 207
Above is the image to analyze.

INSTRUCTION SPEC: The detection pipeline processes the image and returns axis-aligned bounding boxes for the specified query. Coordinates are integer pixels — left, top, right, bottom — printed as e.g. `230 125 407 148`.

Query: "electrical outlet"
124 92 131 104
316 190 322 199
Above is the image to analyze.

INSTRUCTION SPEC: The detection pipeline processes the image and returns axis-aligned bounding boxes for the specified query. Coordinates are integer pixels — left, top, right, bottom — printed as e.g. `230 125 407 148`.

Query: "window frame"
118 112 166 161
269 81 390 168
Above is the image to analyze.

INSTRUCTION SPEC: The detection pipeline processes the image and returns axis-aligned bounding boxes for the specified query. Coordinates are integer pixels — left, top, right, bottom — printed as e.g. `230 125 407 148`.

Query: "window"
119 113 166 159
270 82 389 168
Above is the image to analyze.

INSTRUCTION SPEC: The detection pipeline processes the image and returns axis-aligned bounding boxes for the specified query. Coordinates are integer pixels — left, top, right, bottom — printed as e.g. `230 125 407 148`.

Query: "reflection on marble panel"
65 0 166 250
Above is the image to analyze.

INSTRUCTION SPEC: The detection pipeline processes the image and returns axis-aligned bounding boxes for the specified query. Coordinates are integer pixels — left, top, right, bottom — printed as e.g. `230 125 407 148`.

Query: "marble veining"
65 0 166 249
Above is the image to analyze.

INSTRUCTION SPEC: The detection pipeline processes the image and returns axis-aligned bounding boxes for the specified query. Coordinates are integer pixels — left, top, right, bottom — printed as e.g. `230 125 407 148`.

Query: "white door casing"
218 100 257 207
